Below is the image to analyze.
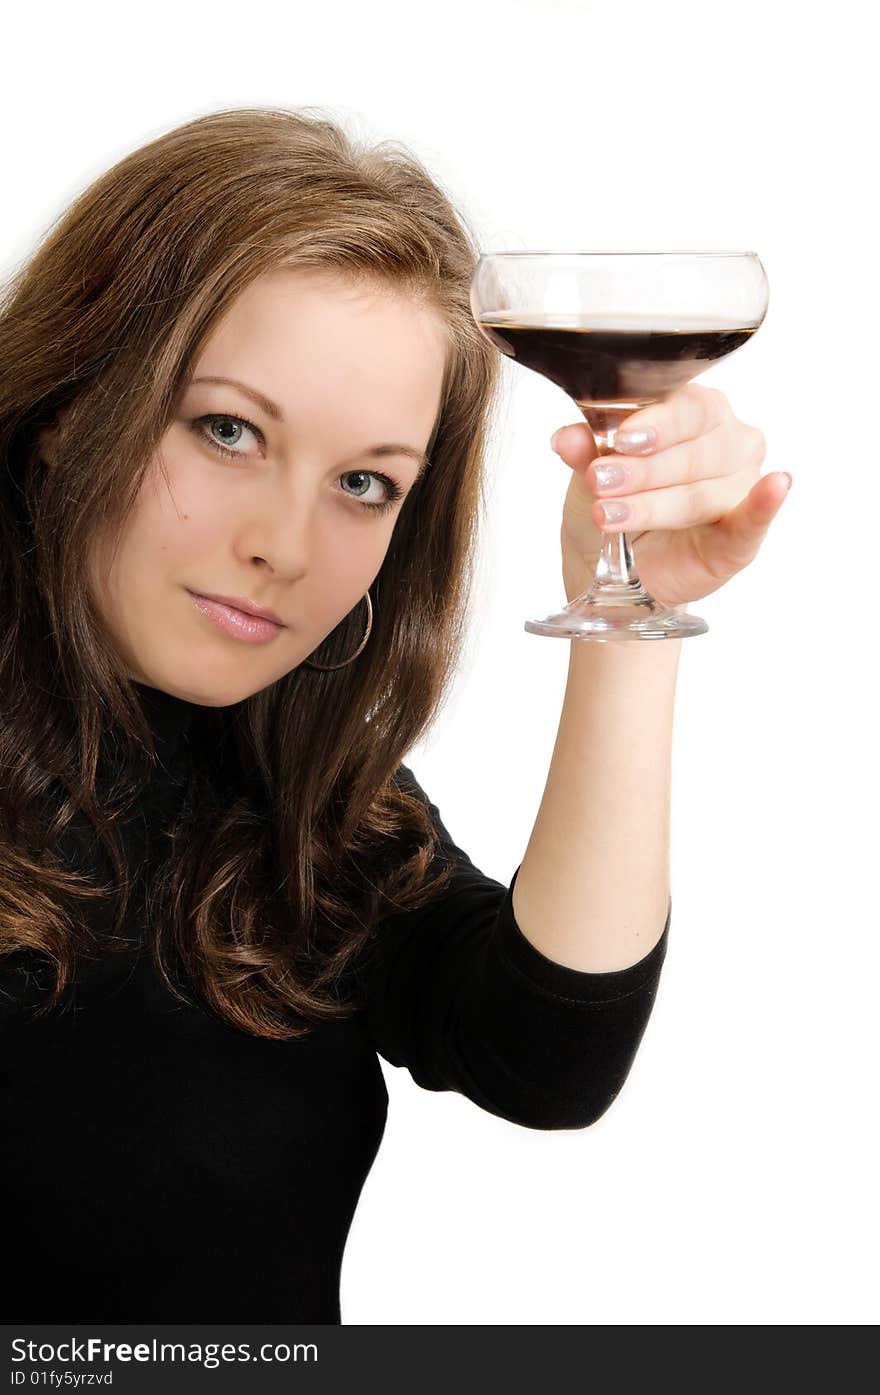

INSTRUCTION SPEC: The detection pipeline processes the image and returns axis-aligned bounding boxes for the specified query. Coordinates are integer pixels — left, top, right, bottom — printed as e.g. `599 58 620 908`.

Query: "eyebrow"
189 375 430 477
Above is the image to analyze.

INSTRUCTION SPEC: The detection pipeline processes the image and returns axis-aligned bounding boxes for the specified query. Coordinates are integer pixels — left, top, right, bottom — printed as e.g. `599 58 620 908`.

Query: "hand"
553 385 792 610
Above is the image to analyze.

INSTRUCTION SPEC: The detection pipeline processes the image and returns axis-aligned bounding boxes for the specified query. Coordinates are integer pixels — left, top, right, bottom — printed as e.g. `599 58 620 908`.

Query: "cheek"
89 457 203 606
303 533 387 635
146 454 222 547
142 455 230 563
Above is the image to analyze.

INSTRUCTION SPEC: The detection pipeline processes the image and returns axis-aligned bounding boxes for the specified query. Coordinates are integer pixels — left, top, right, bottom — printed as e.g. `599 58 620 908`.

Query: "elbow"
491 1085 626 1132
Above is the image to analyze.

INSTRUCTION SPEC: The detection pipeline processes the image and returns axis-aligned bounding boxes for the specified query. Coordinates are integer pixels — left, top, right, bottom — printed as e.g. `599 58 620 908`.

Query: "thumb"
710 471 792 570
752 470 793 517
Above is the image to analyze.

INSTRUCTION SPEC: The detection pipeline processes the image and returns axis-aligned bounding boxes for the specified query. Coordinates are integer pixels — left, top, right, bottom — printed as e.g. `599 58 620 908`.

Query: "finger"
617 384 732 452
592 469 790 535
549 385 746 469
587 418 756 499
691 472 793 577
550 421 600 469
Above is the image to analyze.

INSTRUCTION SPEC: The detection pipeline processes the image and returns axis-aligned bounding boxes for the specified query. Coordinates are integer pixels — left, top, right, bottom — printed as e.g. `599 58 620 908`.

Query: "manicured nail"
617 427 657 454
600 501 630 524
594 463 625 490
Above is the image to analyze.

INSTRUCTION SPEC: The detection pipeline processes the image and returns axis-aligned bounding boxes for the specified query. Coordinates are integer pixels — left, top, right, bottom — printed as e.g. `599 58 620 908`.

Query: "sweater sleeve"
358 763 671 1131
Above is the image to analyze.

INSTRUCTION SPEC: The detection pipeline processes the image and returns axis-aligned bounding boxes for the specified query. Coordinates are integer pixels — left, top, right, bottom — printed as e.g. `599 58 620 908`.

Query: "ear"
37 424 59 463
36 406 70 465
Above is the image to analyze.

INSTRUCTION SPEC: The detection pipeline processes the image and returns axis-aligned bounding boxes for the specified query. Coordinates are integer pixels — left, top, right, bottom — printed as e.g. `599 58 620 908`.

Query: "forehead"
193 268 448 438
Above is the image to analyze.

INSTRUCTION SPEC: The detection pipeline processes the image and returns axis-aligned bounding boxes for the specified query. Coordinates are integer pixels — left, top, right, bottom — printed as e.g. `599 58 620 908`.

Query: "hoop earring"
301 591 373 671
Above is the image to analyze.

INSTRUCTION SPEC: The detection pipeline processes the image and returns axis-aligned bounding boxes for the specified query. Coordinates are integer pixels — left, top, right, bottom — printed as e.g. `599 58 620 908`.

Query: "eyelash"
191 413 404 515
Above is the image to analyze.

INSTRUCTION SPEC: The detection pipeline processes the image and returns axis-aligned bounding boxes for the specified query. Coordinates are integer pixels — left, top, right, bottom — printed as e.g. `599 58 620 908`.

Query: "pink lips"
189 591 285 644
191 590 284 625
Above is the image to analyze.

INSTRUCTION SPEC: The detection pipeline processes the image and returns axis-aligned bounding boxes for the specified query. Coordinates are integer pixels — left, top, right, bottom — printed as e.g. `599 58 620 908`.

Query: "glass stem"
590 418 642 594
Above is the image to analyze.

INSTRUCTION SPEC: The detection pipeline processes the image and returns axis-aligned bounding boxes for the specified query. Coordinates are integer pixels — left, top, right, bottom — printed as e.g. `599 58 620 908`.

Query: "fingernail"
594 463 625 490
781 472 793 491
550 428 565 453
600 501 630 524
617 427 657 454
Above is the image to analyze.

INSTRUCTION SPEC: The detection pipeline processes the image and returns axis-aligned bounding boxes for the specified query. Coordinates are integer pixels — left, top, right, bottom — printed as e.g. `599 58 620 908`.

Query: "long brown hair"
0 105 502 1039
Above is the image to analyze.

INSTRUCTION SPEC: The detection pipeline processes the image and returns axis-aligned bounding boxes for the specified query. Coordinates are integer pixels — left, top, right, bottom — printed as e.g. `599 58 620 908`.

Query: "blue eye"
191 413 405 515
339 469 403 514
195 413 261 459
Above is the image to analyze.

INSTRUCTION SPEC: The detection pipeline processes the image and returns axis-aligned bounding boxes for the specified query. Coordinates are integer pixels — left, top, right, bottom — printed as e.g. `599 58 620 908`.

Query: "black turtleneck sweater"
2 681 670 1324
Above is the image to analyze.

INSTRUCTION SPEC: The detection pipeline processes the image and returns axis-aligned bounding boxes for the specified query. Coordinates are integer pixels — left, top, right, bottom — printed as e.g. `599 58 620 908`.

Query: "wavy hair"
0 106 503 1039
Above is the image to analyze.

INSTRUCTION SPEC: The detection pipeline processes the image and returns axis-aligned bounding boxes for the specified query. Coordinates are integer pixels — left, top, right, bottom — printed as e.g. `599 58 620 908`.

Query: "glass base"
525 584 708 641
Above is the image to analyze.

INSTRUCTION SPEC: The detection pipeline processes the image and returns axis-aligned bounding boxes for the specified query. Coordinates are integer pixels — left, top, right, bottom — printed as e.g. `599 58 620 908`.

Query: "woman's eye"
194 413 262 458
192 414 404 515
339 470 403 513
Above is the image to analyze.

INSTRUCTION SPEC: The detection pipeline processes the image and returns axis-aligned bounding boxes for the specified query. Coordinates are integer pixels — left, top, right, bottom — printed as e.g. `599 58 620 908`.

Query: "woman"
0 107 790 1324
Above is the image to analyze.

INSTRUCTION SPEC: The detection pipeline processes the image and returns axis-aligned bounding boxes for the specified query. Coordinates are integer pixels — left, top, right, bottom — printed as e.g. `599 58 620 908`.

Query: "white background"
3 0 876 1325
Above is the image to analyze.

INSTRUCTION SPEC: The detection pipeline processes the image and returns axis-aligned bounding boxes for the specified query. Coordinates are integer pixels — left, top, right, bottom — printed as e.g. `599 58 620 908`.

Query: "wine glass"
470 251 769 641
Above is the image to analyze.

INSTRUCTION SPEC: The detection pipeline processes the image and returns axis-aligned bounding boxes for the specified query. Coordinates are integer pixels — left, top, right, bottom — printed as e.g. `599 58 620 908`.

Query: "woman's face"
83 268 448 707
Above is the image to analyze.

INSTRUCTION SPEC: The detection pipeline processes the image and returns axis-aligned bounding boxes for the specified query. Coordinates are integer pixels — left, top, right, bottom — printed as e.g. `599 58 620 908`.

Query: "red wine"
478 313 757 409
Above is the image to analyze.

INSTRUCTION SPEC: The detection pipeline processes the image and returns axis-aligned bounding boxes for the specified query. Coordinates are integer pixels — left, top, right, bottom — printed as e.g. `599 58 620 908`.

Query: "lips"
188 591 286 645
189 591 285 627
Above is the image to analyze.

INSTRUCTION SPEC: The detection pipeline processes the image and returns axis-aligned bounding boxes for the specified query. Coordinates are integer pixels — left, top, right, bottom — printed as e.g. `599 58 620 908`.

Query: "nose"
252 476 320 579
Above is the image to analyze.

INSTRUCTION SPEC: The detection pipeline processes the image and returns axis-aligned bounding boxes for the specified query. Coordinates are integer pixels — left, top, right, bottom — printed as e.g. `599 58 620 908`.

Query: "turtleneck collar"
131 680 200 751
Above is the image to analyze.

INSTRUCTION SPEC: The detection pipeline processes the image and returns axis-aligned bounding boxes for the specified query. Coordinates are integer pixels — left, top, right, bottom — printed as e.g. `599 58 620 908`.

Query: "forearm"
511 633 681 973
